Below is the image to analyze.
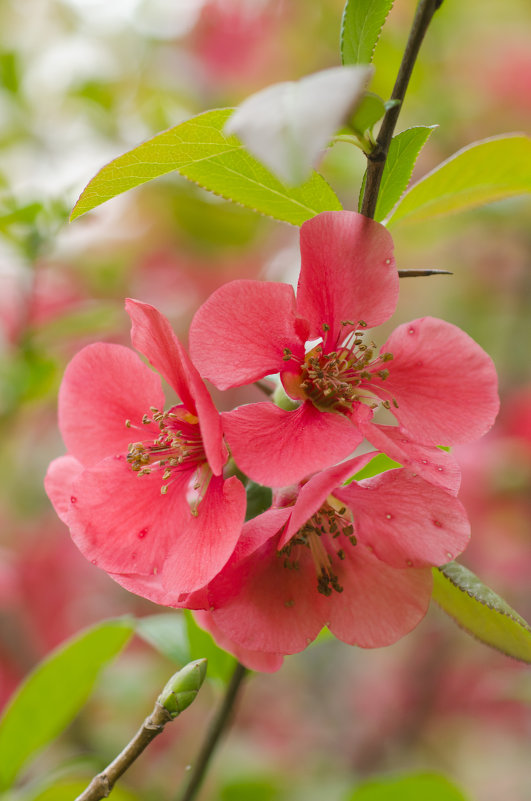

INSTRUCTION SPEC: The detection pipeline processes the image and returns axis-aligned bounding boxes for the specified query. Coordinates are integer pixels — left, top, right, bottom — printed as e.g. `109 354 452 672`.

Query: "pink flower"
201 455 471 655
190 211 499 488
45 299 246 605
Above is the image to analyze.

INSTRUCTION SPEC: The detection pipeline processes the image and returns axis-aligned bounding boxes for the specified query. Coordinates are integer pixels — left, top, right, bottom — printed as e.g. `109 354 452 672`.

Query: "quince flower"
190 211 499 488
45 299 246 604
202 456 470 655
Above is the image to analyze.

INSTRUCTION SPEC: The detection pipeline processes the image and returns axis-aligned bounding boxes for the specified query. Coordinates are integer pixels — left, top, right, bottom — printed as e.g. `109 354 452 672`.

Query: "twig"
75 660 207 801
76 704 173 801
254 379 275 395
361 0 444 219
176 662 249 801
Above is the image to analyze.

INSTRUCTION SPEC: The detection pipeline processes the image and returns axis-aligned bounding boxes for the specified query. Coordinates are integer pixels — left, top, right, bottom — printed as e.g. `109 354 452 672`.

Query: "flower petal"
373 317 499 444
297 211 397 349
222 401 363 487
189 280 306 390
361 422 461 494
209 534 328 654
161 474 246 594
207 507 292 607
335 470 470 568
59 343 164 466
193 611 284 673
279 453 376 549
68 454 193 576
44 455 84 525
327 546 432 647
126 299 226 474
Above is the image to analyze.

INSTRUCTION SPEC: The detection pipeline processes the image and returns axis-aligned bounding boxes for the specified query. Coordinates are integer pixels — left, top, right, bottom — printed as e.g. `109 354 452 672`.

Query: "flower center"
285 321 396 414
126 405 207 498
280 500 357 596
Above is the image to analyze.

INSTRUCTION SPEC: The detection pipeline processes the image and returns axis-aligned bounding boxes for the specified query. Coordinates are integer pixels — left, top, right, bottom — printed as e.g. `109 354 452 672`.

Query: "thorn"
398 269 453 278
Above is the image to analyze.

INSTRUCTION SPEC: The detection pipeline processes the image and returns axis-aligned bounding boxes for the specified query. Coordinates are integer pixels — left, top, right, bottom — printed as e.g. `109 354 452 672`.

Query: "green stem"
176 662 249 801
361 0 444 219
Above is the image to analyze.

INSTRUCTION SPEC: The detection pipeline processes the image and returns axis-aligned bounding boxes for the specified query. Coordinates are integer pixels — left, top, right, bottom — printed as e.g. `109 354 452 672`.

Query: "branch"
177 661 249 801
361 0 444 219
76 660 207 801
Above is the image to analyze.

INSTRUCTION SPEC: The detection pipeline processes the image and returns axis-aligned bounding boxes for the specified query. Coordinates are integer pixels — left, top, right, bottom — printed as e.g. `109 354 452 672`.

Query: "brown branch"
361 0 444 219
75 660 207 801
75 703 173 801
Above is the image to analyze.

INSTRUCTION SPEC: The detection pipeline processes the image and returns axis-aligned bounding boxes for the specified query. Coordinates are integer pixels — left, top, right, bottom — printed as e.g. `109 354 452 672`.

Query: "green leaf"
0 618 134 791
184 611 236 683
432 562 531 663
349 92 386 137
341 0 394 65
374 125 437 221
350 452 401 482
71 109 342 226
225 66 372 185
386 134 531 226
347 773 468 801
136 613 190 666
245 482 273 521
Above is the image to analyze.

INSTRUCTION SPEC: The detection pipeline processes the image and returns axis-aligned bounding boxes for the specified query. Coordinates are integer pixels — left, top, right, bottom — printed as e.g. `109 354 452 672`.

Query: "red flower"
202 456 470 655
45 299 246 604
190 211 499 487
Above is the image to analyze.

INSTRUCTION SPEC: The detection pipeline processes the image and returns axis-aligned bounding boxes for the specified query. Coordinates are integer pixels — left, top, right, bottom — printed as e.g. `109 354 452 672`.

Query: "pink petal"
59 343 164 466
279 453 376 549
335 470 470 568
193 611 284 673
327 546 432 647
208 507 293 607
210 535 328 654
44 455 84 525
297 211 397 350
161 475 246 594
362 422 461 494
68 454 193 576
373 317 500 444
126 299 195 409
222 401 363 487
189 281 306 390
127 299 226 475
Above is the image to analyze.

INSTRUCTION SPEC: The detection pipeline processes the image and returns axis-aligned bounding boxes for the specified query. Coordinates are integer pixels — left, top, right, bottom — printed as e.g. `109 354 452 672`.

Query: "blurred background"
0 0 530 799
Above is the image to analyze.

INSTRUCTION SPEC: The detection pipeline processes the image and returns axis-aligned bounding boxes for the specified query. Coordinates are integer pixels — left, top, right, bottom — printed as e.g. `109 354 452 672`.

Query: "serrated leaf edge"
70 108 342 225
377 125 438 222
386 132 531 226
341 0 395 65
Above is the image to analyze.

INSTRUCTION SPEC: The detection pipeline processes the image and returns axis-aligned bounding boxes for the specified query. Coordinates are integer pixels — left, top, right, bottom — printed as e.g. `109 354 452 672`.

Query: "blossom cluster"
45 211 499 672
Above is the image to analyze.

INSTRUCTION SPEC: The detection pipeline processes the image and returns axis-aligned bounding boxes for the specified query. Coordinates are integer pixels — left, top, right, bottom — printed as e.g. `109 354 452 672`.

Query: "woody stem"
361 0 444 219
